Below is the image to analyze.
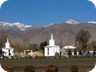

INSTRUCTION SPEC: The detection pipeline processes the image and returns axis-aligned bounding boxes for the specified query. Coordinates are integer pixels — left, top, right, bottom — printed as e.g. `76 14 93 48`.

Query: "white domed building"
2 38 14 57
44 33 60 56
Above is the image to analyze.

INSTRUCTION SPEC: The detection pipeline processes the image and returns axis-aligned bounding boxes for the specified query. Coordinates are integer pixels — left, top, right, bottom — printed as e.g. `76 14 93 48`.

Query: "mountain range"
0 19 96 49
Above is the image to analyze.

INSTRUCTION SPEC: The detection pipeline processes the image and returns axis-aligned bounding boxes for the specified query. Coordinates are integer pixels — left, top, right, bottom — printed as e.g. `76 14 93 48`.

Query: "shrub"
24 65 35 72
4 66 14 72
46 65 59 72
70 65 79 72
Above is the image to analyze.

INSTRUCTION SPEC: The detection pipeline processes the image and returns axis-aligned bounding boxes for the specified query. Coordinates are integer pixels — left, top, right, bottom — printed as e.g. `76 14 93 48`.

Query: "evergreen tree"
0 39 2 55
74 49 77 56
79 50 82 56
93 50 95 56
68 49 72 57
0 49 2 55
40 41 48 52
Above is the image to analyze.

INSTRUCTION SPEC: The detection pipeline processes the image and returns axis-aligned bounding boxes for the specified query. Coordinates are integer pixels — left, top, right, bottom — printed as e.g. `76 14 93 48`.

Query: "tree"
40 41 48 52
74 49 77 56
29 44 39 51
0 39 2 55
91 41 96 51
75 29 91 50
0 49 2 55
0 33 7 48
0 39 2 48
93 51 96 56
78 50 82 56
68 49 72 57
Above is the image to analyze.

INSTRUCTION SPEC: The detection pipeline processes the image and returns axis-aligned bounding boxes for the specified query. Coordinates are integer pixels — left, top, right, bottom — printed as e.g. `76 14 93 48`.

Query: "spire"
5 38 10 48
51 33 54 40
49 33 55 46
7 38 9 43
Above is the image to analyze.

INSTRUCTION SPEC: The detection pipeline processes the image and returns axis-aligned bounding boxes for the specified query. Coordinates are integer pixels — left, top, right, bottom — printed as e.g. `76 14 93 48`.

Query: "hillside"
0 20 96 49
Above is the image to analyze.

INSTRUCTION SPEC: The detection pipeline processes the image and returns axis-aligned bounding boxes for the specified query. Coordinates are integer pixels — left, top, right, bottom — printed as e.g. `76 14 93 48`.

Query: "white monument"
0 64 7 72
89 64 96 72
44 33 60 56
2 38 14 57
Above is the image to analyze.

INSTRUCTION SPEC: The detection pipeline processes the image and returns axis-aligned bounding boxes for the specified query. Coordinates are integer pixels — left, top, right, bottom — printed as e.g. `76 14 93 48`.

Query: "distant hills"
0 19 96 49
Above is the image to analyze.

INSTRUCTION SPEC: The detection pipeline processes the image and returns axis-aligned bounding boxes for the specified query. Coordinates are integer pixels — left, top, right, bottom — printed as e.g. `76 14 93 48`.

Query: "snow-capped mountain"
0 20 96 49
88 21 96 24
65 19 80 24
12 22 32 31
0 22 32 31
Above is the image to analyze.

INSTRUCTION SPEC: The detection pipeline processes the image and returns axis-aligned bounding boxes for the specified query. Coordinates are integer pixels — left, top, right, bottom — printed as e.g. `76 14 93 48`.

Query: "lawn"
0 57 96 72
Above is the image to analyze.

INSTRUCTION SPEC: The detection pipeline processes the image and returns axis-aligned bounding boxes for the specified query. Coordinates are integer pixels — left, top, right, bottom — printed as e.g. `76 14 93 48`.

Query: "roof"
45 45 59 48
63 45 76 49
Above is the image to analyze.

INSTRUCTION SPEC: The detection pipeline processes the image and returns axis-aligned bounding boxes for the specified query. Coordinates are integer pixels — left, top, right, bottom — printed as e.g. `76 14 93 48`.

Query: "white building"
63 45 76 49
2 38 14 57
61 45 76 57
44 33 60 56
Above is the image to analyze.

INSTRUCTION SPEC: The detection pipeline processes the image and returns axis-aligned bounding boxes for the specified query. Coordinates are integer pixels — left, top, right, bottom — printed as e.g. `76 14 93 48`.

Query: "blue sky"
0 0 96 25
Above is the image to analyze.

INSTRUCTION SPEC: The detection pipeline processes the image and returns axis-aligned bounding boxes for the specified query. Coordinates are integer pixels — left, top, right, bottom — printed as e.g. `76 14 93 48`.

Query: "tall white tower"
2 38 14 57
44 33 60 56
5 38 10 48
49 33 55 46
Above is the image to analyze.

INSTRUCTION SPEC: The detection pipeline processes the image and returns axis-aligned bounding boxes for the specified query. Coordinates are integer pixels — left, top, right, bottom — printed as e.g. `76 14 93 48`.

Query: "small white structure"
60 48 68 57
0 64 7 72
2 38 14 57
89 64 96 72
61 45 76 56
63 45 76 49
44 33 60 56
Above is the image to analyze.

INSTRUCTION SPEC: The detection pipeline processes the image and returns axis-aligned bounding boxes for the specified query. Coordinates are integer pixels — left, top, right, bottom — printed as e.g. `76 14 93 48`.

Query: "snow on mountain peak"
65 19 79 24
88 21 96 24
12 22 32 31
0 22 32 31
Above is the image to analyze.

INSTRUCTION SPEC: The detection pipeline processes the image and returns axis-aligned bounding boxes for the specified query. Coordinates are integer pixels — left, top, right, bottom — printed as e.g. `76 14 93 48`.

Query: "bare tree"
75 29 91 50
29 44 39 51
91 41 96 51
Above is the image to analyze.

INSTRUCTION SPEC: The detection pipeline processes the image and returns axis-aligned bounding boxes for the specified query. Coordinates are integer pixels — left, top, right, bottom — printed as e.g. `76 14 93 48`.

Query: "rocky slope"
0 20 96 49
